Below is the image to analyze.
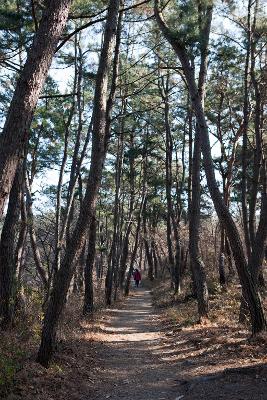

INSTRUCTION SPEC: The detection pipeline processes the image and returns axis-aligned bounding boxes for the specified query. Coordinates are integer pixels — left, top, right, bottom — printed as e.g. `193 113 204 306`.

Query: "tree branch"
57 0 152 53
39 93 78 99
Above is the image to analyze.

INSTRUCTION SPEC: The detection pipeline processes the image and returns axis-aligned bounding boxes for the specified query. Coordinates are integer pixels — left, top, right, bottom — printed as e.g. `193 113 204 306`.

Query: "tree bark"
36 0 121 367
105 125 124 305
143 197 154 282
154 0 266 334
124 193 146 296
0 163 23 328
119 222 132 289
189 124 209 319
241 0 252 257
152 241 158 279
83 217 97 314
25 173 48 290
54 71 77 276
105 8 124 305
0 0 73 216
188 3 211 320
158 73 181 292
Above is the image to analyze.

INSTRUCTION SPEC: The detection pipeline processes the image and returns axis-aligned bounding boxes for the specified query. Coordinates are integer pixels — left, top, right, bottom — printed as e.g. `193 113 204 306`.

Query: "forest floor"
4 283 267 400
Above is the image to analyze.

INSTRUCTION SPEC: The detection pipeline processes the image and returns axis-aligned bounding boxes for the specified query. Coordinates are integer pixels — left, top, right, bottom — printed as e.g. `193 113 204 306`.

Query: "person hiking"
133 268 141 288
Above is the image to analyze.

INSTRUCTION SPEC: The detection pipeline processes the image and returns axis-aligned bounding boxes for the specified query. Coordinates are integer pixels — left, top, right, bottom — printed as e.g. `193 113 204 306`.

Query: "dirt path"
89 288 180 400
86 288 267 400
9 287 267 400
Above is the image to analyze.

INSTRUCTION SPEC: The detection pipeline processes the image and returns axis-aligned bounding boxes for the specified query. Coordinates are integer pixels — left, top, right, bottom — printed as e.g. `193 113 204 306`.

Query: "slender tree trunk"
188 103 193 215
152 241 158 279
248 161 267 286
239 0 267 321
158 74 177 288
188 3 211 319
119 222 132 289
155 1 266 334
25 173 48 290
163 81 181 293
0 0 72 216
125 141 147 295
124 194 146 296
54 65 77 275
242 0 252 257
13 177 28 311
118 127 135 290
60 49 93 258
248 0 261 249
83 217 97 314
0 164 23 328
54 102 75 276
225 236 235 280
189 124 209 320
143 197 154 282
73 244 85 293
36 0 121 367
219 228 226 286
187 106 197 296
105 131 124 305
105 9 124 305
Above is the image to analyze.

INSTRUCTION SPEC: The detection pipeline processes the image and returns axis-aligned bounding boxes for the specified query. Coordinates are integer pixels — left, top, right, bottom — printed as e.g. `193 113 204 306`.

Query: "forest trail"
85 288 267 400
9 287 267 400
88 288 179 400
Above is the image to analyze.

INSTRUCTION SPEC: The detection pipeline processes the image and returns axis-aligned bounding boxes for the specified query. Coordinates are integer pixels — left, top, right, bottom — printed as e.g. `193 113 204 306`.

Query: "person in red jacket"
133 268 141 288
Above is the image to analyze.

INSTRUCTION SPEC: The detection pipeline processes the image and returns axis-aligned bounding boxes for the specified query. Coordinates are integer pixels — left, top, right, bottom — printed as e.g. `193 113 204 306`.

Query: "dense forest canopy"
0 0 266 371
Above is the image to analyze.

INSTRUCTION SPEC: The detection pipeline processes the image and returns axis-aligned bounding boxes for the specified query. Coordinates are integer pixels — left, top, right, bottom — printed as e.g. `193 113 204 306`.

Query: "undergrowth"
0 277 116 397
151 277 243 330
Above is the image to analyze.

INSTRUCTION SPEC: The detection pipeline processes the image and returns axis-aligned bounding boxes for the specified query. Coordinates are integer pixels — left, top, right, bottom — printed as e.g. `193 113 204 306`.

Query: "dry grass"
151 277 267 379
0 277 112 398
1 274 267 399
152 277 245 328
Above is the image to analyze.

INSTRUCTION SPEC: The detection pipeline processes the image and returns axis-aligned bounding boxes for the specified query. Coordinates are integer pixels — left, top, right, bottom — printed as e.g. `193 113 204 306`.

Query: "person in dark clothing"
133 268 141 287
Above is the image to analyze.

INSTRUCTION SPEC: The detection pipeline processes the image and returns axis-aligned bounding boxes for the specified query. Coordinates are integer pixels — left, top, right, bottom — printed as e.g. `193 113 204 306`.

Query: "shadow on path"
9 287 267 400
88 288 180 400
84 287 267 400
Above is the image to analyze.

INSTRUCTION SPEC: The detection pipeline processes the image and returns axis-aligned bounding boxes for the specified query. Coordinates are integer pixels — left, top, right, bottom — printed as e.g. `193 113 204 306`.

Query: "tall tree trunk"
225 236 235 280
54 72 77 276
0 164 23 328
14 176 28 311
36 0 121 367
154 1 266 334
188 3 211 319
247 157 267 288
104 6 124 305
189 124 209 320
124 194 146 296
0 0 72 216
158 73 181 292
248 0 262 250
119 222 132 289
25 173 48 290
143 197 154 282
73 244 85 293
83 217 97 314
105 130 124 305
242 0 252 257
239 0 267 321
118 126 134 291
152 241 158 279
125 141 148 295
59 47 93 263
